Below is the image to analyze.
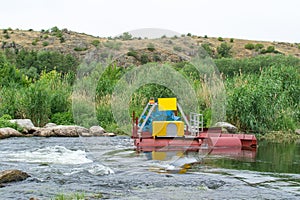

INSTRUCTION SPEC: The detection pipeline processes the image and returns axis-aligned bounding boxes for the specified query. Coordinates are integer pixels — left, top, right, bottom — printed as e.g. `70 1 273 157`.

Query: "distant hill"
1 27 299 66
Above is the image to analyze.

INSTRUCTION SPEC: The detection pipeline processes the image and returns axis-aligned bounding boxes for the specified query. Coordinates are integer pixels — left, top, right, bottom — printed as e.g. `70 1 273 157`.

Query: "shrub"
204 35 208 38
74 46 87 51
140 54 149 64
218 37 224 41
42 41 49 46
255 43 264 51
266 45 275 52
161 35 167 38
50 112 74 125
3 29 7 34
147 43 155 51
201 43 213 57
120 32 132 40
230 38 234 43
244 43 255 50
0 115 22 131
217 42 232 58
173 46 182 52
103 41 122 50
4 34 10 39
187 33 192 37
43 34 49 39
127 51 138 58
91 40 100 47
28 29 33 31
32 40 38 46
59 37 65 43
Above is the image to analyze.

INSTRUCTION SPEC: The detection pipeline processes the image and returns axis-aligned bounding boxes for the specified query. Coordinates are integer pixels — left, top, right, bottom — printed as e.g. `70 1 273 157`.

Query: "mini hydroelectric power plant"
132 98 257 156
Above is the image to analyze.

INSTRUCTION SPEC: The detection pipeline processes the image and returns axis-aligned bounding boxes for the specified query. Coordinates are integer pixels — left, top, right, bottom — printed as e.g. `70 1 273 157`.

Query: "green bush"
217 42 232 58
140 54 149 64
244 43 255 50
201 43 213 57
50 112 74 125
120 32 132 40
91 40 100 47
103 41 122 50
147 43 155 51
254 43 264 51
74 46 87 51
127 51 138 58
226 65 300 132
42 41 49 46
4 34 10 39
173 46 182 52
230 38 234 43
0 115 22 131
218 37 224 41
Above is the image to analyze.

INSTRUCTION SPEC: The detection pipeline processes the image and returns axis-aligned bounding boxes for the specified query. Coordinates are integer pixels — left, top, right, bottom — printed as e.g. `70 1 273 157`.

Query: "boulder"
9 119 36 133
89 125 105 136
43 123 57 128
34 125 89 137
0 170 30 184
214 122 238 133
0 128 23 139
295 129 300 135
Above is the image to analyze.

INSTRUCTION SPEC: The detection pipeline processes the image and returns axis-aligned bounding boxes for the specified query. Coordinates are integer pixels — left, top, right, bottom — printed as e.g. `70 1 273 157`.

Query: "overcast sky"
1 0 299 42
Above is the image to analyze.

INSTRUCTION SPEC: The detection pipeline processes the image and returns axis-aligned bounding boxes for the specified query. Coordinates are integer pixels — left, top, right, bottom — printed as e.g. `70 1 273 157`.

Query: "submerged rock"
214 122 238 133
0 169 30 184
0 128 23 139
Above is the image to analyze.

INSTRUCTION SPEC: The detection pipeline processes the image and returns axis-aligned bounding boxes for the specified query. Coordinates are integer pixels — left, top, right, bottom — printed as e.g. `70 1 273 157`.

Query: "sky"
1 0 299 42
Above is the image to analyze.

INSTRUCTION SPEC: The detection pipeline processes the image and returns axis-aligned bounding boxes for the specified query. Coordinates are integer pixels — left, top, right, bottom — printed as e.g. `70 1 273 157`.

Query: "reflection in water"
202 141 300 174
139 141 300 174
140 147 257 174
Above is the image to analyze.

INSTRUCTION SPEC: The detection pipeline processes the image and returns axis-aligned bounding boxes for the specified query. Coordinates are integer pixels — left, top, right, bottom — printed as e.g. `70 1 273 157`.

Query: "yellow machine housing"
152 121 184 137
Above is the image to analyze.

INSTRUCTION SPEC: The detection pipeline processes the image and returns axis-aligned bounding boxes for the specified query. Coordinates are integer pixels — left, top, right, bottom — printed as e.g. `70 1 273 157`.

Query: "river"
0 137 299 199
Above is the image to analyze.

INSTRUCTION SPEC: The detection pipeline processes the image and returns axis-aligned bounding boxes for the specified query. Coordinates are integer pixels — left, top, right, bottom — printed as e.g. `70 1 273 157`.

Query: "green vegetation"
244 43 255 50
42 41 49 46
103 41 122 50
0 114 22 131
91 40 100 47
218 37 224 41
217 42 232 58
147 43 155 51
0 45 299 138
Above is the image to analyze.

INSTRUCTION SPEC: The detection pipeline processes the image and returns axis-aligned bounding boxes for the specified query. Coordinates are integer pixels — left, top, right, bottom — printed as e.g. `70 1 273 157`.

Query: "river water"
0 137 299 199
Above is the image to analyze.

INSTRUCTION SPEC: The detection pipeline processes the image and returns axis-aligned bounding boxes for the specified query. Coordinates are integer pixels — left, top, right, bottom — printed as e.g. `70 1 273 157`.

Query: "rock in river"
33 125 89 137
9 119 37 133
89 125 105 136
0 170 30 184
0 128 23 139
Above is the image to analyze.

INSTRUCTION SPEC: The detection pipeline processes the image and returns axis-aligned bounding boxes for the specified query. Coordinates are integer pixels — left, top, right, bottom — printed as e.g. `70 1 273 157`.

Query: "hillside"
1 27 299 65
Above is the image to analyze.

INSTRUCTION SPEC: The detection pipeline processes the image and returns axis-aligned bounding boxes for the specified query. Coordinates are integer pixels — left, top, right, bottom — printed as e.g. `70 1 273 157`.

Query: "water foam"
1 145 93 165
